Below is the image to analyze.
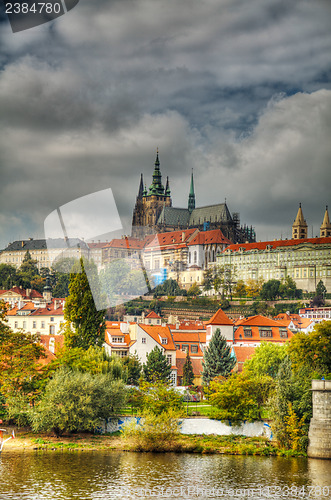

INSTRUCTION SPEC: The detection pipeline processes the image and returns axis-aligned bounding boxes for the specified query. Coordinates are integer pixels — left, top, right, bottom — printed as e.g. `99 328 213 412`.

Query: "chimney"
182 232 185 242
26 289 31 298
54 299 59 310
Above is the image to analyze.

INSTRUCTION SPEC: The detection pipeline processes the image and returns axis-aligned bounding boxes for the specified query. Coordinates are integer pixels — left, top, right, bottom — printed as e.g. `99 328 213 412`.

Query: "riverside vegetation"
1 261 331 456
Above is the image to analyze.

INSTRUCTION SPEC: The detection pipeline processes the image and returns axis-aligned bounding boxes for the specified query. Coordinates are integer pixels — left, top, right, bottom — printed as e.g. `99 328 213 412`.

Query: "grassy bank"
3 430 305 457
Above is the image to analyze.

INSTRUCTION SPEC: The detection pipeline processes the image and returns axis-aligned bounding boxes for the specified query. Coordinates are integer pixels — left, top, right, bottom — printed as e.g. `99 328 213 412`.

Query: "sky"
0 0 331 249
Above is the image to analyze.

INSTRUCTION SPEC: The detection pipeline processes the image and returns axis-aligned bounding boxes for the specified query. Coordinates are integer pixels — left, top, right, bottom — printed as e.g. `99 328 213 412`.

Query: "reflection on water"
0 451 330 500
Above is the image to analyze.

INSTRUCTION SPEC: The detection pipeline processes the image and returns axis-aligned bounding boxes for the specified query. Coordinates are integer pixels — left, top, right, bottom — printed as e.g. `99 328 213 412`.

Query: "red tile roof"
104 238 145 250
223 236 331 253
207 308 233 326
146 311 161 319
231 345 256 363
187 229 231 246
176 355 203 377
144 228 198 251
139 324 176 350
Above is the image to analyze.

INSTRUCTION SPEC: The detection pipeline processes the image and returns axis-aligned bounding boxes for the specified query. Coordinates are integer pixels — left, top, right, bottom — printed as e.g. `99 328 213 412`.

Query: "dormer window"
259 328 272 338
161 338 168 345
244 327 252 338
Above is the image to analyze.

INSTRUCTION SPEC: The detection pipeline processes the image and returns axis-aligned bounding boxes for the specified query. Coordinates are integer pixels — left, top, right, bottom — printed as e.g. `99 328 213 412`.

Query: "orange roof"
139 324 176 350
144 228 197 251
40 334 64 354
146 311 161 319
104 238 145 250
105 321 121 329
239 315 285 327
176 356 203 377
231 345 256 363
172 332 201 342
31 302 64 316
187 229 231 246
207 308 233 326
234 324 293 343
87 242 108 249
223 236 331 253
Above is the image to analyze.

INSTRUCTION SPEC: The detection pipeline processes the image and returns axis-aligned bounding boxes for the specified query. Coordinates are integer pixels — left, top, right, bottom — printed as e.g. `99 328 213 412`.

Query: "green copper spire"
143 184 147 197
188 170 195 212
148 149 164 195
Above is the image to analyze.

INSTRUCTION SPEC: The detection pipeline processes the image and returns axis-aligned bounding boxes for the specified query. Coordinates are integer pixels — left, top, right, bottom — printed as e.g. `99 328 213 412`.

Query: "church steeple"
149 149 164 195
320 206 331 237
165 176 171 197
188 170 195 212
137 173 144 199
292 203 308 239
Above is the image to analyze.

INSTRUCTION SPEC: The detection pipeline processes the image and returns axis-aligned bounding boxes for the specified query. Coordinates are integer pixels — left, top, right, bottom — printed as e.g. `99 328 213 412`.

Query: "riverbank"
2 430 305 457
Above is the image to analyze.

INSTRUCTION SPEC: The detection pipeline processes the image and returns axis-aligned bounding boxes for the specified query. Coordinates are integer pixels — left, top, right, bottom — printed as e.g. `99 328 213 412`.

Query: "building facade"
217 236 331 293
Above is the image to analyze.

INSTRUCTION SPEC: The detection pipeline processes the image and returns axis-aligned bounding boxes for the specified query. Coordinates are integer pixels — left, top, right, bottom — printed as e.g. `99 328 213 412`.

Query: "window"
170 373 176 386
175 344 180 350
259 328 272 338
279 328 288 339
41 321 45 329
112 337 124 343
191 345 198 353
142 338 146 344
182 344 189 352
33 321 37 329
14 321 18 328
49 325 55 335
167 354 172 365
50 317 54 322
23 321 26 329
244 327 252 338
161 338 168 344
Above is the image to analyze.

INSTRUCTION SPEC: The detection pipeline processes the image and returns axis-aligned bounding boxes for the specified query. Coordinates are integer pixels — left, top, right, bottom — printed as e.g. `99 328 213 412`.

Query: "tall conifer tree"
202 328 235 384
182 351 194 386
143 346 171 382
64 258 106 349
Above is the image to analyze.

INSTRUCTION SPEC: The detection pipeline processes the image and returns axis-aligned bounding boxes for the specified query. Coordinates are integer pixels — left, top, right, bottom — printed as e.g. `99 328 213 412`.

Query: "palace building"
132 151 256 244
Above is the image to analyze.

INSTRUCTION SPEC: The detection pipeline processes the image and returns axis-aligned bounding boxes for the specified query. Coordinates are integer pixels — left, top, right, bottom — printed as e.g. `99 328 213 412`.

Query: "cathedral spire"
188 170 195 212
138 173 144 199
320 205 331 237
292 203 307 239
149 149 164 195
165 176 171 197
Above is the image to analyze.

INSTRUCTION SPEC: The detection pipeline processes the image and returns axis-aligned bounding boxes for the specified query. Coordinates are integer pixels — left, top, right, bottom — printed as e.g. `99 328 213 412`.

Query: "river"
0 451 330 500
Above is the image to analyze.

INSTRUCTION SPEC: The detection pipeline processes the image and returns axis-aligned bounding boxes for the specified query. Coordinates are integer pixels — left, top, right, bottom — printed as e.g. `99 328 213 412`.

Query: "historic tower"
320 206 331 238
132 151 172 238
292 203 308 239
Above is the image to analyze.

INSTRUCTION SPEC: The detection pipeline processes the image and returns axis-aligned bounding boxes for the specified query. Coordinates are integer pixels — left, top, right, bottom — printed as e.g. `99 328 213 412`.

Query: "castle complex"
132 151 256 244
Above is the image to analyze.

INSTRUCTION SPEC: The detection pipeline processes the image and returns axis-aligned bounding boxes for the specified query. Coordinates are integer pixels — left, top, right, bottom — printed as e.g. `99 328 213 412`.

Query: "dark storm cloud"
0 0 331 247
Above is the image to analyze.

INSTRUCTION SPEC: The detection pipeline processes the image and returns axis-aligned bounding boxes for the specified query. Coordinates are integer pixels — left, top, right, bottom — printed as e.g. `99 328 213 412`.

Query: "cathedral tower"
132 151 172 238
292 203 308 239
320 206 331 238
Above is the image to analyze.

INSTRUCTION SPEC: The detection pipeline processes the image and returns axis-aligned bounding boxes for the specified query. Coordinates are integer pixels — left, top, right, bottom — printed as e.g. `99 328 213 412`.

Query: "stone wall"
308 380 331 459
97 416 272 439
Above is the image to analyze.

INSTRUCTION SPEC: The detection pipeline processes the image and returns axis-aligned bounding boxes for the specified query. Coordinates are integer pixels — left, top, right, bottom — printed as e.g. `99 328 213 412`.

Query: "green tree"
32 369 127 436
0 328 46 402
187 282 201 297
153 278 184 297
288 321 331 376
234 280 247 298
279 276 298 299
182 351 195 386
52 273 70 298
50 346 127 380
143 346 171 382
210 372 274 423
64 258 106 349
269 356 311 451
138 380 183 415
202 328 235 385
260 279 281 300
17 250 40 289
316 279 327 298
244 342 288 378
0 263 18 289
123 353 142 385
